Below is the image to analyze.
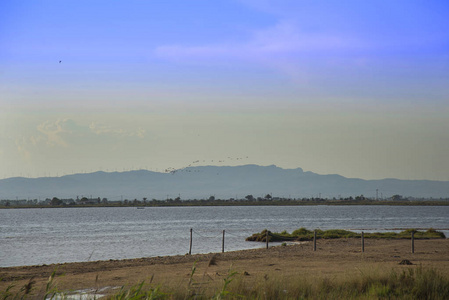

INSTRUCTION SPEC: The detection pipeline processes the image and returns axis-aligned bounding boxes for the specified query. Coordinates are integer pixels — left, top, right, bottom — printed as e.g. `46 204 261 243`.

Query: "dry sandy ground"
1 239 448 297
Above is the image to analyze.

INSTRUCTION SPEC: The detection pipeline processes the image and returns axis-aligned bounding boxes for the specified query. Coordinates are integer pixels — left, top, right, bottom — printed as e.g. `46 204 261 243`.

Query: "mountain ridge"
1 164 448 200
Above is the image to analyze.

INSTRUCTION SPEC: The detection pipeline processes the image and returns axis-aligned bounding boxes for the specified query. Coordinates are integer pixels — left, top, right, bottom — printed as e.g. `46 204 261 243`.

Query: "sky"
1 0 449 181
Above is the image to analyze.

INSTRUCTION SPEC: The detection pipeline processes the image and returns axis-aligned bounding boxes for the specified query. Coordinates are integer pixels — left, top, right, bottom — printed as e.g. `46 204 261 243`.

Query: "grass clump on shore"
245 228 446 242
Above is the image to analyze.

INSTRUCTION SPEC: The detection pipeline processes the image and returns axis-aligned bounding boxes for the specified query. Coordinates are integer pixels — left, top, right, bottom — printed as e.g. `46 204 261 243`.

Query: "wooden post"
313 230 317 251
361 232 365 253
222 230 225 253
411 231 415 254
266 230 269 249
189 228 193 255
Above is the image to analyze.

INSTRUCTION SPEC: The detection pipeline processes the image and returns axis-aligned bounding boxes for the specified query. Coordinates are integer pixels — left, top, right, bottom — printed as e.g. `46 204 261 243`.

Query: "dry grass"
118 265 449 299
5 265 446 299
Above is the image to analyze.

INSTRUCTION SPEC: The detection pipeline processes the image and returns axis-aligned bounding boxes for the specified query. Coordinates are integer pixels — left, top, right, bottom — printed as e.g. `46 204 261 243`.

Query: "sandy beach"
1 238 448 297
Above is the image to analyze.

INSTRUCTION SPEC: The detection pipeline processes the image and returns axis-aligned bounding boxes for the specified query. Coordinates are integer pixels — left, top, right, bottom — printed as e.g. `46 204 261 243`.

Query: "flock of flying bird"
58 59 247 177
164 157 249 174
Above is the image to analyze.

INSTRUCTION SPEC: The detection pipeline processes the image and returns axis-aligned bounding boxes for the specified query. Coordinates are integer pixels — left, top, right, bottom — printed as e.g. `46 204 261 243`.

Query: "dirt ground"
1 238 448 297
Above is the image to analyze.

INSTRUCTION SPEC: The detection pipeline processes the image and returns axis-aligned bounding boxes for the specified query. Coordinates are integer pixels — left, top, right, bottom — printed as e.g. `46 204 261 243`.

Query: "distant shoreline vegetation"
1 195 449 208
246 228 447 242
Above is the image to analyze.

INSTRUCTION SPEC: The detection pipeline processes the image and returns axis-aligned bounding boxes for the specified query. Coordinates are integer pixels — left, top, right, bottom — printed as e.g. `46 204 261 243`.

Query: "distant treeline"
1 195 449 208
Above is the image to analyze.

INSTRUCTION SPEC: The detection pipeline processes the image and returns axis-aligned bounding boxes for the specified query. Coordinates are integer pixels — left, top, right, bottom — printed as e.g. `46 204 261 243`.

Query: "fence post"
189 228 193 255
411 231 414 254
266 230 269 249
313 230 317 251
222 230 225 253
361 231 365 253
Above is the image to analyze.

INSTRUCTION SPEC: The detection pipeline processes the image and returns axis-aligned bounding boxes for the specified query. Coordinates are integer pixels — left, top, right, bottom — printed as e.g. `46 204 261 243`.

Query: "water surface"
1 205 448 267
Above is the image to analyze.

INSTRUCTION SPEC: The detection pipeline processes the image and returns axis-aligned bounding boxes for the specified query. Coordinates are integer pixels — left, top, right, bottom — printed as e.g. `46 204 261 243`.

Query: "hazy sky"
1 0 449 180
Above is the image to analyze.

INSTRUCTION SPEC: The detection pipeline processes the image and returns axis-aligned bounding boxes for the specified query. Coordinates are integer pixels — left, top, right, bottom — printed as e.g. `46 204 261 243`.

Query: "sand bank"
1 238 448 297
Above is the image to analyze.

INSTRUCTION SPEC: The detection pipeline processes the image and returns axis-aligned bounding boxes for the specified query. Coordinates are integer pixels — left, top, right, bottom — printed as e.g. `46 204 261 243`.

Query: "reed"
112 265 449 299
2 265 449 299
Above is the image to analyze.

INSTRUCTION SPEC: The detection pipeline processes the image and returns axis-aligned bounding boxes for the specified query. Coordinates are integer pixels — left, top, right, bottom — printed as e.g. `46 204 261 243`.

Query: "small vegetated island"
246 228 446 242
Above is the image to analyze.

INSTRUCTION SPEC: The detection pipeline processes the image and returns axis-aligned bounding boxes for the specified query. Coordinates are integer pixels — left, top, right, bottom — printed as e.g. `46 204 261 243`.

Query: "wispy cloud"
35 119 146 148
154 0 448 68
14 119 145 162
37 119 72 147
154 18 371 86
154 20 362 62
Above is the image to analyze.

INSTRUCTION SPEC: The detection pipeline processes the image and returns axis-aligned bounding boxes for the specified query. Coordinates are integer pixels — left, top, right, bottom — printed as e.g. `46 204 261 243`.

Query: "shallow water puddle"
47 286 120 300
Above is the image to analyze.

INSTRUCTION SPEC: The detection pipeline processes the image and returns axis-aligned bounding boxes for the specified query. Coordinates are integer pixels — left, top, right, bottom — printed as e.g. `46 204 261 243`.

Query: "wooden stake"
222 230 225 253
411 231 415 254
189 228 193 255
313 230 317 251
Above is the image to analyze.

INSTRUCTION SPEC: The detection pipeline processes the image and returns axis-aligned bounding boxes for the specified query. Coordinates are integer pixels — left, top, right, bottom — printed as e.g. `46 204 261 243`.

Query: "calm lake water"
1 205 448 267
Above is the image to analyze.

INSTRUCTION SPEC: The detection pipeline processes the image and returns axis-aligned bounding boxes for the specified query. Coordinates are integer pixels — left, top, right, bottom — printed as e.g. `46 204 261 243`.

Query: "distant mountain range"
1 165 449 200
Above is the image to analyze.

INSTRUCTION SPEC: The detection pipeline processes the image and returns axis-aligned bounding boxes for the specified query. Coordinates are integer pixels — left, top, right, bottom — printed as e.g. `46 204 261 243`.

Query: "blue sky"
1 0 449 182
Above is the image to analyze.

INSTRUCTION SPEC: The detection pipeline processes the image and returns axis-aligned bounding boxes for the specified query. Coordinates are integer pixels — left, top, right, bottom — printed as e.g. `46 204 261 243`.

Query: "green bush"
291 227 312 236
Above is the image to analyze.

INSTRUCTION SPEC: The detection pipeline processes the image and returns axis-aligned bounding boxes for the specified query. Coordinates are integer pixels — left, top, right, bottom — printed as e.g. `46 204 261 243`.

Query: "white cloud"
32 119 145 150
10 119 79 162
37 119 70 147
10 118 146 165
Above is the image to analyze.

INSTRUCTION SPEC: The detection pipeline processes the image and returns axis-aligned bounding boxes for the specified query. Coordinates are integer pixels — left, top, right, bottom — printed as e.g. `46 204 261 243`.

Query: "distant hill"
1 165 449 200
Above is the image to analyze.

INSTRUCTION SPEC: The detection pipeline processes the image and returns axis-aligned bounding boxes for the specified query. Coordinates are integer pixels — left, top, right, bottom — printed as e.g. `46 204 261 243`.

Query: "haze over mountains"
1 165 449 201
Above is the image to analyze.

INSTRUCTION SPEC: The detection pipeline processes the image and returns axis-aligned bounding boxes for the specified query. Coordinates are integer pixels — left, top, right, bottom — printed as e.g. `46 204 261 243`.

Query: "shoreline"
2 238 449 296
1 237 447 270
3 235 446 270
